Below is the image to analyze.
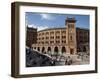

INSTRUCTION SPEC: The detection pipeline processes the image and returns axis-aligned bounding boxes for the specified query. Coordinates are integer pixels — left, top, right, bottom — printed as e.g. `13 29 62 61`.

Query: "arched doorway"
34 47 36 49
54 46 58 53
83 46 86 52
48 47 51 52
79 47 81 52
62 47 66 53
70 49 74 55
79 46 82 52
47 47 51 54
42 47 45 53
37 47 40 51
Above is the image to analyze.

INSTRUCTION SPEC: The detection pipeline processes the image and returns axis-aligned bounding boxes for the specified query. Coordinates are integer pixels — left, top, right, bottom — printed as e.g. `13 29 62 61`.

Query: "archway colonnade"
33 46 67 54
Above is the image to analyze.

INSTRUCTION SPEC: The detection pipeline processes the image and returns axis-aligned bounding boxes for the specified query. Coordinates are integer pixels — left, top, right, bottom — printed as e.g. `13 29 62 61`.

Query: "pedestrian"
65 56 72 65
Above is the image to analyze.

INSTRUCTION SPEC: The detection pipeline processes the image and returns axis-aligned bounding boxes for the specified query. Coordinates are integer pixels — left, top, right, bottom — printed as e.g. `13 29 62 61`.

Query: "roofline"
76 27 89 30
38 27 66 32
37 27 89 32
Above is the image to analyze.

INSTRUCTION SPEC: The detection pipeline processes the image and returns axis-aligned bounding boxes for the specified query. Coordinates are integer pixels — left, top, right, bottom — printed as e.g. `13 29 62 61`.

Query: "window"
62 31 66 34
56 31 60 34
46 37 49 39
42 37 44 40
42 33 44 35
46 32 49 35
42 42 44 44
56 41 60 43
56 36 60 39
50 41 54 44
68 24 74 28
70 36 72 40
50 31 54 34
39 38 41 40
39 33 41 36
50 36 54 39
62 40 66 43
45 41 49 44
62 36 66 39
64 41 66 43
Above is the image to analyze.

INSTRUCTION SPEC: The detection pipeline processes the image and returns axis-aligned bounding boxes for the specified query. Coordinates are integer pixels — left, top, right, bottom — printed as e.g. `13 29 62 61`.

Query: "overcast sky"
25 12 90 31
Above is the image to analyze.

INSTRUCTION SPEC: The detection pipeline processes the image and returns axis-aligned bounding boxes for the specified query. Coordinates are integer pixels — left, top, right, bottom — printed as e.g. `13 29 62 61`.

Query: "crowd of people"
26 47 89 67
26 48 74 67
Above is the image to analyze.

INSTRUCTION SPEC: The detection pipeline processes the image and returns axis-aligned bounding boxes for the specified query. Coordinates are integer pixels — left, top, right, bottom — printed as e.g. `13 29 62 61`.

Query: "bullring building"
29 17 89 55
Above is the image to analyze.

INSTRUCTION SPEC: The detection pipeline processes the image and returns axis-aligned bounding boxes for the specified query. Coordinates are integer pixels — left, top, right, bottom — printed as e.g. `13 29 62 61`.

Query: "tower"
65 17 77 54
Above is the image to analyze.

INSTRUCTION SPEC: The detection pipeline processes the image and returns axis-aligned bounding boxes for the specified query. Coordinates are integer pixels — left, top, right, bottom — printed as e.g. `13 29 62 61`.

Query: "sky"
25 12 90 31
